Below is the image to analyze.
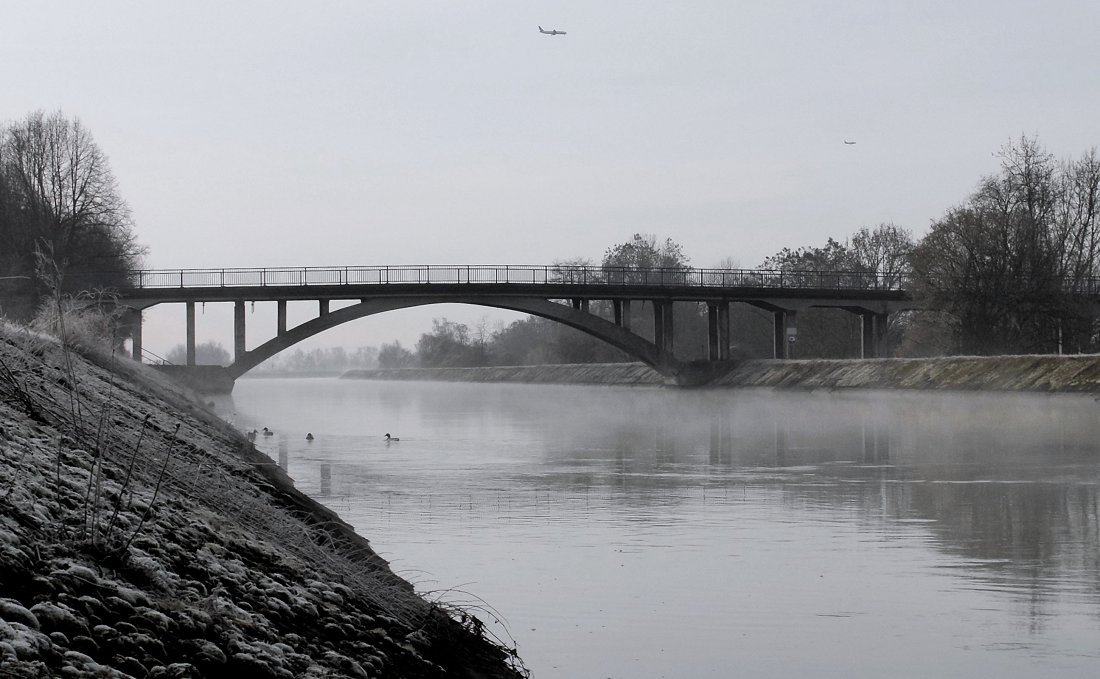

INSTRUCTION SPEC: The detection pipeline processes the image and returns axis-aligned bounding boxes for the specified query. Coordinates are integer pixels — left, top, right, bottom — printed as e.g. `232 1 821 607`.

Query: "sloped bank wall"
344 362 667 386
345 355 1100 392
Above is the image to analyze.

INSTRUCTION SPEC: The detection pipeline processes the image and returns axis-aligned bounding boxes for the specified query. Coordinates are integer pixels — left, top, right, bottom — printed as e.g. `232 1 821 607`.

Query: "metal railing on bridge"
121 264 913 292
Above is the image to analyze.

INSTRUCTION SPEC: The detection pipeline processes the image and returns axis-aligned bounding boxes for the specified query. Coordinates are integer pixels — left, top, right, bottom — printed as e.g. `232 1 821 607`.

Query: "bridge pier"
707 301 731 360
186 302 196 365
234 300 246 362
127 309 143 361
772 309 798 359
860 311 890 358
613 300 632 329
277 300 287 335
653 300 674 353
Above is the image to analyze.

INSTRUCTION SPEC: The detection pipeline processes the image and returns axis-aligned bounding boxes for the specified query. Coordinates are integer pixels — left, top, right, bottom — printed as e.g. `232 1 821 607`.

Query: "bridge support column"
654 300 674 353
860 312 889 358
773 309 798 359
708 304 719 359
707 301 731 360
234 300 246 362
185 302 196 365
718 302 730 360
128 309 142 362
277 300 287 335
319 299 329 316
614 300 631 329
571 298 589 312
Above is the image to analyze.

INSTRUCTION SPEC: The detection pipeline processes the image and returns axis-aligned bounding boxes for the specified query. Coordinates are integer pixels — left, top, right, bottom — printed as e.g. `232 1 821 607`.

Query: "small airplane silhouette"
539 26 566 35
843 140 857 145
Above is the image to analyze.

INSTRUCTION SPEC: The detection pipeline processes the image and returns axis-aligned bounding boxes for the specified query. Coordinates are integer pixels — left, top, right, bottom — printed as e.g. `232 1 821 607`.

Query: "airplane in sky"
539 26 566 35
843 140 857 145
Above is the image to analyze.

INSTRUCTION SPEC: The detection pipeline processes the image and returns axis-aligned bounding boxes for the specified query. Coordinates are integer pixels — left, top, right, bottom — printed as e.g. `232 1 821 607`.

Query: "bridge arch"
229 296 681 380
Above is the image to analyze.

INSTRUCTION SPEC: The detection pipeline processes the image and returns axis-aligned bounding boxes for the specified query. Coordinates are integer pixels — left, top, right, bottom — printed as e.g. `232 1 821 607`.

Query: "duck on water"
384 433 400 442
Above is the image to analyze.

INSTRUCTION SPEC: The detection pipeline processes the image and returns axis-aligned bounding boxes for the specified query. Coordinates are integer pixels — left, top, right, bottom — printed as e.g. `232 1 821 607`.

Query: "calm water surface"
221 378 1100 678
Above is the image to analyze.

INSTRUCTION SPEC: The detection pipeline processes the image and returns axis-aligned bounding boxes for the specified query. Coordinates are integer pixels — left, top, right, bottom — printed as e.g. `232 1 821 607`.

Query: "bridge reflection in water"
105 263 912 390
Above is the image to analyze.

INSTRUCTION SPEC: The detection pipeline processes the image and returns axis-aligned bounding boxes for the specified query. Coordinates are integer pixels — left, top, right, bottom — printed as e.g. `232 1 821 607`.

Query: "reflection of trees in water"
912 483 1100 609
539 389 1100 619
759 394 1100 621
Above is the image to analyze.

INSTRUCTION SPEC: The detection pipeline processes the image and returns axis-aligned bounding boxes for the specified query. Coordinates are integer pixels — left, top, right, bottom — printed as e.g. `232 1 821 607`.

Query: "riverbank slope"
344 354 1100 392
0 324 524 678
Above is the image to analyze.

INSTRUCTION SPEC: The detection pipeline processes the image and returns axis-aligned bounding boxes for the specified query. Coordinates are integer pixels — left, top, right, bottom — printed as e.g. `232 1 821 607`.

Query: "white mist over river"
218 379 1100 678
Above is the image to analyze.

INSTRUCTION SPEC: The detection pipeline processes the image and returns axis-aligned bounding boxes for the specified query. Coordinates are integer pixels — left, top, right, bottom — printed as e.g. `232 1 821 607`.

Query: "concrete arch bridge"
110 264 913 391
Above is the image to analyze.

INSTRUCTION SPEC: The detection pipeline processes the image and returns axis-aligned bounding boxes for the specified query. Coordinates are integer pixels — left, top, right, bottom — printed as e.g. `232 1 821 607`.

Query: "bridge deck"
109 264 912 307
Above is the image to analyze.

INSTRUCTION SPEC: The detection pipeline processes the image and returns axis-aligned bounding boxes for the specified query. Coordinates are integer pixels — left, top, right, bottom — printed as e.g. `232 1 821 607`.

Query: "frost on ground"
0 326 525 678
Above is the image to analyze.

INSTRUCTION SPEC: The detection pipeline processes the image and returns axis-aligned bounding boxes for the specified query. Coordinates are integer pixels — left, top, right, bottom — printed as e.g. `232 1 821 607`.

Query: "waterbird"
384 433 400 442
246 429 257 442
262 427 274 436
306 433 314 441
843 140 856 145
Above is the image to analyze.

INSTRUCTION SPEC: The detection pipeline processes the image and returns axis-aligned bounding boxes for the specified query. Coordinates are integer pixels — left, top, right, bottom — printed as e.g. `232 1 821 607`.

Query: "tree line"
2 111 1098 361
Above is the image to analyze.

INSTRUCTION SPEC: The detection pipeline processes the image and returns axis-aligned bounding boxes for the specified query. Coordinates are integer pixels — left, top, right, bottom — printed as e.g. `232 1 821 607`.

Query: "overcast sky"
6 1 1100 355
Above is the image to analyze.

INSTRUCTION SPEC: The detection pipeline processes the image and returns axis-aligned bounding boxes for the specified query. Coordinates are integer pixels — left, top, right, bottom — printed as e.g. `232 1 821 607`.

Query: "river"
220 378 1100 678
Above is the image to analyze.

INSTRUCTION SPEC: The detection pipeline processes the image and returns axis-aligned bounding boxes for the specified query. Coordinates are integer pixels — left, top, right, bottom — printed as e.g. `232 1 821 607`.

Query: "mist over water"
221 379 1100 678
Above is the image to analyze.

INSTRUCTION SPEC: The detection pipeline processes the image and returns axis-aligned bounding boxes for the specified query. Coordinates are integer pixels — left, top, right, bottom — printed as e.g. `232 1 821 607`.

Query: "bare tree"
910 136 1100 354
849 222 914 288
0 110 144 318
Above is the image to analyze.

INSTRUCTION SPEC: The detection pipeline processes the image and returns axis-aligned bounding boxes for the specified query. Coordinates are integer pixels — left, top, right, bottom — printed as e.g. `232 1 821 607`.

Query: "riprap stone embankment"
0 325 524 678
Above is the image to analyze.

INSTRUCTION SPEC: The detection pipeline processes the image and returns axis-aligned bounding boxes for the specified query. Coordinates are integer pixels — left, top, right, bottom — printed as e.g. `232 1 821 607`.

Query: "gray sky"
6 1 1100 355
